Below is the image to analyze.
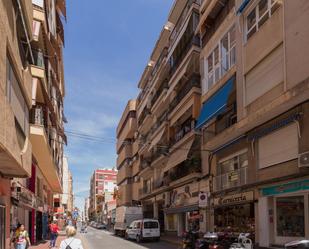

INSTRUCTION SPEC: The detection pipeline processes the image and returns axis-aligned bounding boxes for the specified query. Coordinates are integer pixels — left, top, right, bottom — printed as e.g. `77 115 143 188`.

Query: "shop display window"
276 196 305 237
214 203 255 234
167 214 176 231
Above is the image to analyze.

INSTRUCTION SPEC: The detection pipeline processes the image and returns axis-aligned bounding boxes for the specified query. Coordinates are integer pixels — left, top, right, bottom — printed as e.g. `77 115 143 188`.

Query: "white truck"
114 206 143 236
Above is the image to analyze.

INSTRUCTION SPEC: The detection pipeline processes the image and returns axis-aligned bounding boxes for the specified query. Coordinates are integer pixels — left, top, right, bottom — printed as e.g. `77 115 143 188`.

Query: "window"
245 0 280 40
258 123 298 169
218 150 248 175
144 221 159 229
6 57 29 136
276 196 305 237
203 25 236 93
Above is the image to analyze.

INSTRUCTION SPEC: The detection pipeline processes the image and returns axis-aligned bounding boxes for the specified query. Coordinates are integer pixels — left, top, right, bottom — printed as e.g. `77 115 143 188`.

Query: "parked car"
114 206 143 236
125 219 160 243
285 240 309 249
97 223 107 230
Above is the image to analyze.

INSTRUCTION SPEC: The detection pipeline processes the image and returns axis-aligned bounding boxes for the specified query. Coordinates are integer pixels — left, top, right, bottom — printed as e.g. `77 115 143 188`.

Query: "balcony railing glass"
214 167 248 192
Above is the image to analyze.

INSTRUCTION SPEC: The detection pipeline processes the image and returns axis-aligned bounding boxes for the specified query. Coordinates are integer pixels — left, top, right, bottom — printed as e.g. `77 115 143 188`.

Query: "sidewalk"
161 233 182 246
30 235 66 249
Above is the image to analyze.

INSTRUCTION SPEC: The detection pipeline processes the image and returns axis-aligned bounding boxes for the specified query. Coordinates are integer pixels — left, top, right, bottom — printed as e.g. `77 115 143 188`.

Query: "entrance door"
0 205 6 249
274 194 308 245
36 211 43 242
158 203 165 232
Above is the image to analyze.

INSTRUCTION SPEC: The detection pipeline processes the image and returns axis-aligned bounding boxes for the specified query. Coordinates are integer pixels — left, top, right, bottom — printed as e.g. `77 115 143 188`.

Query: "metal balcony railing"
169 73 200 112
151 80 169 107
169 0 201 47
214 167 248 192
151 47 168 78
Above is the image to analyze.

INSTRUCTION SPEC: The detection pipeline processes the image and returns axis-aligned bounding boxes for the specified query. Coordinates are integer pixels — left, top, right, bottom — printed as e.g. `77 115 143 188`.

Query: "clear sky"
63 0 174 211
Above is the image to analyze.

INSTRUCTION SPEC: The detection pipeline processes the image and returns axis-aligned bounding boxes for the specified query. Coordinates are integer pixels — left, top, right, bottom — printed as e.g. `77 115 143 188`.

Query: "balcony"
151 80 169 108
117 114 137 152
139 181 154 198
0 95 32 177
117 165 132 185
151 47 168 79
29 107 62 193
118 184 133 206
116 143 132 169
169 0 201 49
170 119 194 147
213 167 248 192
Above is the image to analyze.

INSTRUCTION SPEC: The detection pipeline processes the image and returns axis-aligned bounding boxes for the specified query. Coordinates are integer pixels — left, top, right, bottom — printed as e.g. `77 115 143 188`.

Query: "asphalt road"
78 226 179 249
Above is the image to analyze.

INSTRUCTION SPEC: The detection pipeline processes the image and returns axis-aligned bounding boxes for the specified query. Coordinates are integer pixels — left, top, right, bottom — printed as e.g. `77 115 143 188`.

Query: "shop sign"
214 191 254 206
261 179 309 196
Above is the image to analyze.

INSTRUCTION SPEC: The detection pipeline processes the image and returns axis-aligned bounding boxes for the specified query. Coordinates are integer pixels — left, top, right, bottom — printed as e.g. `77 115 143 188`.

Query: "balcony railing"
138 107 151 126
167 157 201 182
169 73 200 112
214 167 248 192
151 47 168 78
169 0 201 47
151 80 168 107
170 34 200 76
170 118 194 146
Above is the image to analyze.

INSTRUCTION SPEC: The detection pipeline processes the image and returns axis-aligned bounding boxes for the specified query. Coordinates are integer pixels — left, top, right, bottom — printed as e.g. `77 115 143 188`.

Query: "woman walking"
14 224 31 249
59 226 84 249
49 221 59 248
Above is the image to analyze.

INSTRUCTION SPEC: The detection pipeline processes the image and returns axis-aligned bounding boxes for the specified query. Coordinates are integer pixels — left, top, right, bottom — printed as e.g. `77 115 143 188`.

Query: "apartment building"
116 100 139 207
89 169 117 221
115 0 211 236
0 0 67 246
196 0 309 246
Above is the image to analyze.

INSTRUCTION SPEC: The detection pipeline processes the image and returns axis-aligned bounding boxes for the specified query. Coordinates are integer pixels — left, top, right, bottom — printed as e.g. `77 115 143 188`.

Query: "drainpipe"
16 0 34 64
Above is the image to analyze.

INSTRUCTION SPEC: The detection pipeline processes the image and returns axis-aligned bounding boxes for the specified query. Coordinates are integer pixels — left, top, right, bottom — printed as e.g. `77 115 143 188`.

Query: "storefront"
258 179 309 246
213 191 255 235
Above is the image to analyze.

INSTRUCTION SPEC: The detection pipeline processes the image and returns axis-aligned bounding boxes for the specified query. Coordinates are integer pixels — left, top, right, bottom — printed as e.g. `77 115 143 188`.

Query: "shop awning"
148 127 166 151
164 137 194 172
195 77 234 130
237 0 252 14
165 204 198 214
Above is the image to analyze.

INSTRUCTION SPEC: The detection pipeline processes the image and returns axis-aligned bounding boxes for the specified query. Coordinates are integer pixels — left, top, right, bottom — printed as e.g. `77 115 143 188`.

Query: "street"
78 227 179 249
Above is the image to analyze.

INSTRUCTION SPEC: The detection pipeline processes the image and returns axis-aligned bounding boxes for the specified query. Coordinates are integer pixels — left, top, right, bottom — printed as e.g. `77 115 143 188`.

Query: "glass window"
135 222 141 229
246 0 280 41
247 9 256 31
144 221 158 229
276 196 305 237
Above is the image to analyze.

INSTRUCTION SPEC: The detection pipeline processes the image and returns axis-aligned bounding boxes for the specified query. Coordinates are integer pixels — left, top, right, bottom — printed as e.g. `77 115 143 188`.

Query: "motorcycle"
182 230 199 249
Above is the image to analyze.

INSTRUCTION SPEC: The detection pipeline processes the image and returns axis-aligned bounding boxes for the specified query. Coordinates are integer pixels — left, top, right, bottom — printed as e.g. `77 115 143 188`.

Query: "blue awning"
195 77 234 130
237 0 252 14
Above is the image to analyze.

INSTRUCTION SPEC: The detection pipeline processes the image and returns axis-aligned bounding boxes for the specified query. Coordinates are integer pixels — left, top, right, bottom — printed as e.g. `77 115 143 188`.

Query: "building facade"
89 169 117 221
117 0 309 245
0 0 67 247
196 0 309 247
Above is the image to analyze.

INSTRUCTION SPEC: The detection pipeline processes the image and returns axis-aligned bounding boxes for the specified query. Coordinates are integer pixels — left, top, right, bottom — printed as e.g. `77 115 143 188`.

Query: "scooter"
229 233 252 249
196 232 219 249
182 230 199 249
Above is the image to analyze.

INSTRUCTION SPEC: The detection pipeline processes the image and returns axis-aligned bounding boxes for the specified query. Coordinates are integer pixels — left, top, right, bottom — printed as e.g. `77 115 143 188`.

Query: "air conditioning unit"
298 151 309 168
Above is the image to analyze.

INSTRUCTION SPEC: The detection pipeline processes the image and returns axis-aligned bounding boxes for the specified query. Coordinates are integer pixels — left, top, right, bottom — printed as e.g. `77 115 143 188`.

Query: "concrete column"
153 202 158 219
258 197 270 247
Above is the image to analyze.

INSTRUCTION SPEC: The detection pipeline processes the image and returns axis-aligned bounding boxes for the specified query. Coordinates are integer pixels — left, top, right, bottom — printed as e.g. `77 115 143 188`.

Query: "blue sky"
63 0 174 211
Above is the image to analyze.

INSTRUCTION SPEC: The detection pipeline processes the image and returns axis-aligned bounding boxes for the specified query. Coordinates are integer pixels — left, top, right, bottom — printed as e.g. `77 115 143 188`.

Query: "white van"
125 219 160 243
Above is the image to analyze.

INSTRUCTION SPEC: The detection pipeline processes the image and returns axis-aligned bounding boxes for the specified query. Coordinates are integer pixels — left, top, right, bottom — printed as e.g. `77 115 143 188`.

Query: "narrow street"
78 227 179 249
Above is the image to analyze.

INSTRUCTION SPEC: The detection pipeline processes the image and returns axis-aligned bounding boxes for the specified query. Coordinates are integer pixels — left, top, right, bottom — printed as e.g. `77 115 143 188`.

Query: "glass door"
275 195 305 245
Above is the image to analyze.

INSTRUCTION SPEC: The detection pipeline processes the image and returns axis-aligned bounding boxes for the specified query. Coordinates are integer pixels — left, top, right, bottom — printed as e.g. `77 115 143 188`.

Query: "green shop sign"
261 179 309 196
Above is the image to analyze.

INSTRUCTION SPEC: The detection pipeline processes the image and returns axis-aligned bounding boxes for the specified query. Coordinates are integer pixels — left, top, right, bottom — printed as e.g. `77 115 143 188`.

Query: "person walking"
49 221 59 248
14 224 31 249
59 226 84 249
